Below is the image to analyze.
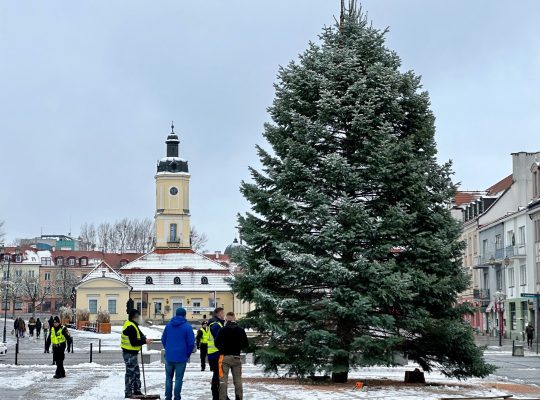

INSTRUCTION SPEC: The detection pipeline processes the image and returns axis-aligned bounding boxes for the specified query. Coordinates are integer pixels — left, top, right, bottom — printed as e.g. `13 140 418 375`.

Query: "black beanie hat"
53 316 60 323
128 309 140 320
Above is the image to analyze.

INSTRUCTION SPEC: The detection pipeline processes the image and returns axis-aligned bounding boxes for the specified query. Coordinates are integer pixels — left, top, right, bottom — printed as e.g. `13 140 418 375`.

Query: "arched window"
173 277 181 285
145 276 153 285
201 276 209 285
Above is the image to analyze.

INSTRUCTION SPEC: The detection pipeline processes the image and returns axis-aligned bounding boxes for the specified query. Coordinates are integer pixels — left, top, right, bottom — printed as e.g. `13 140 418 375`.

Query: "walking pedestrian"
121 308 152 399
19 319 26 338
51 316 70 378
208 307 226 400
36 318 42 338
28 316 36 337
44 320 51 353
161 307 195 400
526 323 535 348
13 318 19 337
215 312 249 400
197 321 210 371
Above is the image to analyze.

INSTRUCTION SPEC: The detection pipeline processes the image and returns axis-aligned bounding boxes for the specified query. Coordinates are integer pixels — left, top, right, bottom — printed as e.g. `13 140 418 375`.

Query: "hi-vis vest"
207 321 223 355
200 327 210 345
51 326 66 345
121 320 142 351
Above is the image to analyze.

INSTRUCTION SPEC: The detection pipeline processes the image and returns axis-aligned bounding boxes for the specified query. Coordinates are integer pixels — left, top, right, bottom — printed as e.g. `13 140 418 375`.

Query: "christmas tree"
233 0 494 383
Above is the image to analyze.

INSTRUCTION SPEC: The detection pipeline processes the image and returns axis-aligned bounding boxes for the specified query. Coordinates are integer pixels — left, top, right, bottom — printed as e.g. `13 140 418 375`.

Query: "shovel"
131 347 160 399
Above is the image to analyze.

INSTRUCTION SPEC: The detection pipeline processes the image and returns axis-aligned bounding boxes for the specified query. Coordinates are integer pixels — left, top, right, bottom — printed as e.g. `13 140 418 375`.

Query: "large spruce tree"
233 1 494 383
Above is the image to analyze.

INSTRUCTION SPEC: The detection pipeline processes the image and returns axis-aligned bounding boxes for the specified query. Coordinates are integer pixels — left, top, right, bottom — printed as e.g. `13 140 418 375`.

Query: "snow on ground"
0 361 524 400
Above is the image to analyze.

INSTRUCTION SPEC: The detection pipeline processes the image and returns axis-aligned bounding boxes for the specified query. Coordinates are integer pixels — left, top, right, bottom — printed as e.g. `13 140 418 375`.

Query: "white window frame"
107 297 117 314
508 267 515 287
44 272 51 281
68 258 75 266
88 297 98 314
518 226 526 245
192 298 202 315
520 264 527 286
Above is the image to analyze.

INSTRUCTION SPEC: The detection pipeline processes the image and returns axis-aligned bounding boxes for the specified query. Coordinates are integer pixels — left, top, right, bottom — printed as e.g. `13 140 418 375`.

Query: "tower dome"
157 122 189 173
224 237 243 257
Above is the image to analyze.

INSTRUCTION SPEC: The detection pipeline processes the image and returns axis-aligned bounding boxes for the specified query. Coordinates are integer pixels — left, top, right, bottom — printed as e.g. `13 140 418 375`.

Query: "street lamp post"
1 244 13 344
495 290 506 347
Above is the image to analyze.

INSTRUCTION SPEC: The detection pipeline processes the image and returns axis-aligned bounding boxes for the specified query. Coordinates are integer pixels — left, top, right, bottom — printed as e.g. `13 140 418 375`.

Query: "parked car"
0 342 7 357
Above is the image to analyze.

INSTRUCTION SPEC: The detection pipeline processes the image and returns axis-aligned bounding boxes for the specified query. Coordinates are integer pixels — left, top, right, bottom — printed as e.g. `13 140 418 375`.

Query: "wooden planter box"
98 323 111 334
77 321 89 330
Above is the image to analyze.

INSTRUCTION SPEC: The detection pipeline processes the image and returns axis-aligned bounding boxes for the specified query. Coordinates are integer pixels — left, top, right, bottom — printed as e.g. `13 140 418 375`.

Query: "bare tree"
18 271 48 317
84 218 154 253
0 219 5 243
5 270 25 317
97 222 113 252
114 218 131 253
79 223 97 250
54 265 79 308
139 218 154 253
190 226 208 252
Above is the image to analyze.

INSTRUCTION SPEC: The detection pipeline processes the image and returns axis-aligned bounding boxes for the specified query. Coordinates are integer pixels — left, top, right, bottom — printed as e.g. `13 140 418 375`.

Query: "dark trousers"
52 343 66 377
45 333 51 353
209 358 220 400
200 344 208 371
36 328 41 338
528 335 534 347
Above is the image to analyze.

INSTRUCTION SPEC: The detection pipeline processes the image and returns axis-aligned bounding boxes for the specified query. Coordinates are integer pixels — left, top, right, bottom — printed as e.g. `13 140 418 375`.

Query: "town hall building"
75 124 250 324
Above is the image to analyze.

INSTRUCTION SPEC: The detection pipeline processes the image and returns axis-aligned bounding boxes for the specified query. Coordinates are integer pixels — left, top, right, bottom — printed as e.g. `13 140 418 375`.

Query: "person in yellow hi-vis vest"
121 309 152 398
196 321 211 371
51 316 71 379
207 307 226 400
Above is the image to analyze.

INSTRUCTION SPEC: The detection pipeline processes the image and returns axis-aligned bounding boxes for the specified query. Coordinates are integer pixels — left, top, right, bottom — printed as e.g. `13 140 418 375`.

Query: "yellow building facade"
76 124 246 323
76 263 131 324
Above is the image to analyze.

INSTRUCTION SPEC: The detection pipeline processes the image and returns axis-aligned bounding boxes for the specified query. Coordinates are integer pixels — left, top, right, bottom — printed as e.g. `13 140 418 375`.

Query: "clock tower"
154 123 191 249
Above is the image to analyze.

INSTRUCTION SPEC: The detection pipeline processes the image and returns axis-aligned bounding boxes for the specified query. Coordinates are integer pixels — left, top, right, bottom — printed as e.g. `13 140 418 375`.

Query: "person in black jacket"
215 312 249 400
196 321 210 371
51 316 71 378
35 318 42 338
45 316 54 353
121 309 152 398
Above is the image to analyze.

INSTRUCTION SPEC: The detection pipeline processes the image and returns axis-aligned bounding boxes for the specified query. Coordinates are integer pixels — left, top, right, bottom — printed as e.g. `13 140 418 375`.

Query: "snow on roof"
121 250 231 272
159 157 187 163
78 262 130 287
126 271 231 292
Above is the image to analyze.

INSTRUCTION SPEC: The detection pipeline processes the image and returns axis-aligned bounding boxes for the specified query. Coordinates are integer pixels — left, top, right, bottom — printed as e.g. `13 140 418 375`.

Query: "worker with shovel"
121 309 152 399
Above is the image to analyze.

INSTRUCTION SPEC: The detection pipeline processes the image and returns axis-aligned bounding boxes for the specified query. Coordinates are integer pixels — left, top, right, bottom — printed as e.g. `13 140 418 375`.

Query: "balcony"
505 245 526 258
473 289 490 300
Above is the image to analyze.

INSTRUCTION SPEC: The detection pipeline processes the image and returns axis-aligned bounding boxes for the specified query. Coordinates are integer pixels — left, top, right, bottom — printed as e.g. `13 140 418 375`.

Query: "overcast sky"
1 1 539 251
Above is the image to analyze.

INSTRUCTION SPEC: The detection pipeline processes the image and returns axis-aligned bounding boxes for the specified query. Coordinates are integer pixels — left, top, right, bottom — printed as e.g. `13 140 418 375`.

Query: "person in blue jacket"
161 307 195 400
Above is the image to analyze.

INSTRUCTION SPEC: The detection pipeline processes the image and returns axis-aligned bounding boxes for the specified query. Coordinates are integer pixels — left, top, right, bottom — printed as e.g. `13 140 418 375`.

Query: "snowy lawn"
0 361 536 400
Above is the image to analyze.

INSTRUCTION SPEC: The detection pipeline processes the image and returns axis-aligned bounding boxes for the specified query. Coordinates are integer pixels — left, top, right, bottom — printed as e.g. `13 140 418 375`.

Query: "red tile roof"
51 250 143 267
454 192 482 206
486 174 513 196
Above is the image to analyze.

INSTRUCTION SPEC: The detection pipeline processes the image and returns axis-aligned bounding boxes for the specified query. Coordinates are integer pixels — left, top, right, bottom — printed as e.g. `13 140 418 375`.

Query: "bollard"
90 343 93 363
99 339 101 354
15 337 19 365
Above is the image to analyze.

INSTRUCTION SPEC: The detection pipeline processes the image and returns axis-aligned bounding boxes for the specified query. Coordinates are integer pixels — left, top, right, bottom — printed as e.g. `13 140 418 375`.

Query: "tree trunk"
332 320 351 383
331 352 350 383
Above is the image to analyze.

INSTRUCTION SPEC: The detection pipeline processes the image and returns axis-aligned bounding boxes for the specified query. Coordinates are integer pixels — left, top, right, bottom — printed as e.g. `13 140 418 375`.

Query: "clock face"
170 187 179 195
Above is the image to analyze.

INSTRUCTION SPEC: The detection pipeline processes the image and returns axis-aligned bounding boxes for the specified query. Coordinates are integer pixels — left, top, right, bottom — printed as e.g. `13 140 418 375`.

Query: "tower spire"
171 121 175 133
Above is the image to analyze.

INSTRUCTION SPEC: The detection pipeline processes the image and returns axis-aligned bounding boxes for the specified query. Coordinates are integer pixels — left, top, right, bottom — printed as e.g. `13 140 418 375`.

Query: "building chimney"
215 250 221 259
